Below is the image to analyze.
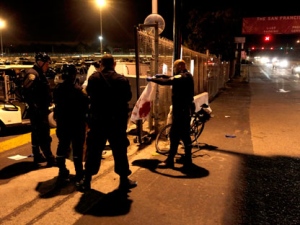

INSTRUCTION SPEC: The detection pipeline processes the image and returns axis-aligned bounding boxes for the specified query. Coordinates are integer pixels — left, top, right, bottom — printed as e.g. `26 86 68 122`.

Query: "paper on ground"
8 154 28 160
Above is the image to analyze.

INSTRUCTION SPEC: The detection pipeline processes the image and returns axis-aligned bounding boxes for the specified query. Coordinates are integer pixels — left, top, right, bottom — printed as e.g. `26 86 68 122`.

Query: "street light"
99 35 103 53
96 0 106 54
0 19 6 57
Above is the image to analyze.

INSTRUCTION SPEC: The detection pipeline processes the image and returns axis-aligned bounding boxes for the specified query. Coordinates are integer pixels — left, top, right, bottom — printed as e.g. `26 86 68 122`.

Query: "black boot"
55 169 70 187
157 151 176 168
157 157 174 168
73 158 84 187
46 155 56 168
56 157 70 186
77 174 92 192
34 153 46 163
40 144 56 167
158 146 177 168
181 148 192 172
119 177 137 190
33 147 45 167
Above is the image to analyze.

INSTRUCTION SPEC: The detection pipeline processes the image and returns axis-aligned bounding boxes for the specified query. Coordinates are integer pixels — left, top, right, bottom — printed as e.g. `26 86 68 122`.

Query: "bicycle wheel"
155 123 172 154
190 116 205 143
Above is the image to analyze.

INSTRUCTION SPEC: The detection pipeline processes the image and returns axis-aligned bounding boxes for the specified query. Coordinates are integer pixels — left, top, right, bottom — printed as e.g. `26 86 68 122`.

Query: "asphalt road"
0 64 299 225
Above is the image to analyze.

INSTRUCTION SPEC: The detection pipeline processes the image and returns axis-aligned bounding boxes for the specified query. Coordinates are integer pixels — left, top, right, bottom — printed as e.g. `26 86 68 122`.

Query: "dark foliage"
185 8 242 61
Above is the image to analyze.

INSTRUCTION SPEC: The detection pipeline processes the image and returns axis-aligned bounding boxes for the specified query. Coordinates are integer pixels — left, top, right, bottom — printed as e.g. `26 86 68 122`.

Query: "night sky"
0 0 298 48
0 0 172 46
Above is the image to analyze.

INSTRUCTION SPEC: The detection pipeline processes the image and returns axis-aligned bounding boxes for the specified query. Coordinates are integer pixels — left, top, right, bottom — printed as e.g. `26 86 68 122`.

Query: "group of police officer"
23 52 138 191
23 52 195 192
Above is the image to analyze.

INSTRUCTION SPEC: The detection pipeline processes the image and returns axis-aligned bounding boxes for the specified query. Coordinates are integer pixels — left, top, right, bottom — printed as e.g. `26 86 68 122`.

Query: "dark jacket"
149 70 194 113
23 65 52 113
53 81 89 124
86 68 132 121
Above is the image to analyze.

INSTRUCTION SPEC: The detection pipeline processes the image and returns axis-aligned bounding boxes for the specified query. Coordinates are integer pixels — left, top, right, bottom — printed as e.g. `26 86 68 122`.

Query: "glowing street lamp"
99 35 103 53
96 0 106 54
0 19 6 57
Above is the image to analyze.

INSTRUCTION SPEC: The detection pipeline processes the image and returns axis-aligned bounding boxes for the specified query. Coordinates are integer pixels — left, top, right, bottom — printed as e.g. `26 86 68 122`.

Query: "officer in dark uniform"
79 54 137 192
53 64 89 187
147 59 195 170
23 52 55 167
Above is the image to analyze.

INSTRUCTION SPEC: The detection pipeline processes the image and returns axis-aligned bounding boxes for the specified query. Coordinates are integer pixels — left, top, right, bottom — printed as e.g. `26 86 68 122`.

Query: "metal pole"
133 23 159 143
0 29 3 57
4 75 9 102
134 26 142 144
154 23 159 134
173 0 182 61
100 8 103 54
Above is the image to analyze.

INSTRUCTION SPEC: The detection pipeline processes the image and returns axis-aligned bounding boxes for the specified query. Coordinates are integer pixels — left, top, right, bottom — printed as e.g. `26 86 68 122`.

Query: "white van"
115 62 150 76
115 62 129 76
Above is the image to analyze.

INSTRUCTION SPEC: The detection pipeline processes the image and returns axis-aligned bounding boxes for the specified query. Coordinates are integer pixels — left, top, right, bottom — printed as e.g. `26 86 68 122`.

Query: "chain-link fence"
1 31 232 138
136 30 231 134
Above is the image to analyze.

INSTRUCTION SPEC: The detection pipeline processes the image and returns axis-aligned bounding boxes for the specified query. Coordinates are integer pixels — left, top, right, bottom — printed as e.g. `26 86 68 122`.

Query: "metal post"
134 23 159 143
0 29 3 57
235 43 241 77
154 23 159 134
173 0 182 61
100 7 103 54
134 26 142 144
4 75 9 102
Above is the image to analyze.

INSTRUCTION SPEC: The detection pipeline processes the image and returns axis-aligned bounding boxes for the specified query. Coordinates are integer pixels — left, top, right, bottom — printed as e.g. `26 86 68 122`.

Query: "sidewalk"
0 79 245 225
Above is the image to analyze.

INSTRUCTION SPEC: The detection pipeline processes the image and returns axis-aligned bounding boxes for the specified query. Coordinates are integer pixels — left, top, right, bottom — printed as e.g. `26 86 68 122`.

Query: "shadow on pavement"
0 161 46 180
75 189 132 216
192 143 218 151
132 158 209 179
208 148 300 224
36 175 77 198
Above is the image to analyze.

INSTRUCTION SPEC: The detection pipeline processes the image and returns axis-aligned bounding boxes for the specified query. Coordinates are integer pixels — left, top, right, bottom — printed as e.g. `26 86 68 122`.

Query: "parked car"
53 65 87 86
0 65 33 101
0 100 56 135
0 100 30 134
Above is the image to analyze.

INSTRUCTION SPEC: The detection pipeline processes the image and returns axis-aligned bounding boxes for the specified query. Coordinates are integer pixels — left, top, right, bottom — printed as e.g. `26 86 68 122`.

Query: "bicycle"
155 103 212 154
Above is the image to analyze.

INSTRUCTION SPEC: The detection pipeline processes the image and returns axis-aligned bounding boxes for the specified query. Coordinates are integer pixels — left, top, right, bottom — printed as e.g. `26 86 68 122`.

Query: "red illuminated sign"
242 16 300 34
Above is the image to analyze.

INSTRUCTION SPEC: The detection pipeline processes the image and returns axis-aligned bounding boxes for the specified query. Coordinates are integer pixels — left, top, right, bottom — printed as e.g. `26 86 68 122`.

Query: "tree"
185 8 241 61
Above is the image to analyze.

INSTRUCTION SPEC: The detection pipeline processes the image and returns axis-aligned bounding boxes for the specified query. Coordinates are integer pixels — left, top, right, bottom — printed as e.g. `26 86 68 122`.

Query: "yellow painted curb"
0 128 56 153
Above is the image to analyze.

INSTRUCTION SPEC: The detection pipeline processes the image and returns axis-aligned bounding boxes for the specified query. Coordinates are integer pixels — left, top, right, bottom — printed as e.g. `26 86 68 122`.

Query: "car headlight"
279 60 288 68
294 66 300 73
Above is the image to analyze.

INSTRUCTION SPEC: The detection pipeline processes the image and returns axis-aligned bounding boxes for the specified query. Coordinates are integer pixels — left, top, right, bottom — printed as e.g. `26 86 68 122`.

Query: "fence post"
4 75 9 102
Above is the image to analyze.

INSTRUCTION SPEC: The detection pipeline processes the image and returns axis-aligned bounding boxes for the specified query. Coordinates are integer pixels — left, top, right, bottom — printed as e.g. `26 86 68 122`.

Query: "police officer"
147 59 195 170
79 54 137 192
53 64 89 187
23 52 55 167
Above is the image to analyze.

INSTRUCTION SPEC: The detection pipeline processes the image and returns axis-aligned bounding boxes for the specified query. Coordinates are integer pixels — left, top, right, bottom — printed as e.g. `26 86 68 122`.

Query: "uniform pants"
84 116 131 178
168 109 192 163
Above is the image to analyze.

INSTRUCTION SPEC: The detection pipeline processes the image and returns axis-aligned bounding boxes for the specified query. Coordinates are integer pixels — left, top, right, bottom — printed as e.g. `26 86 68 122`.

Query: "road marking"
260 69 270 79
0 129 56 153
